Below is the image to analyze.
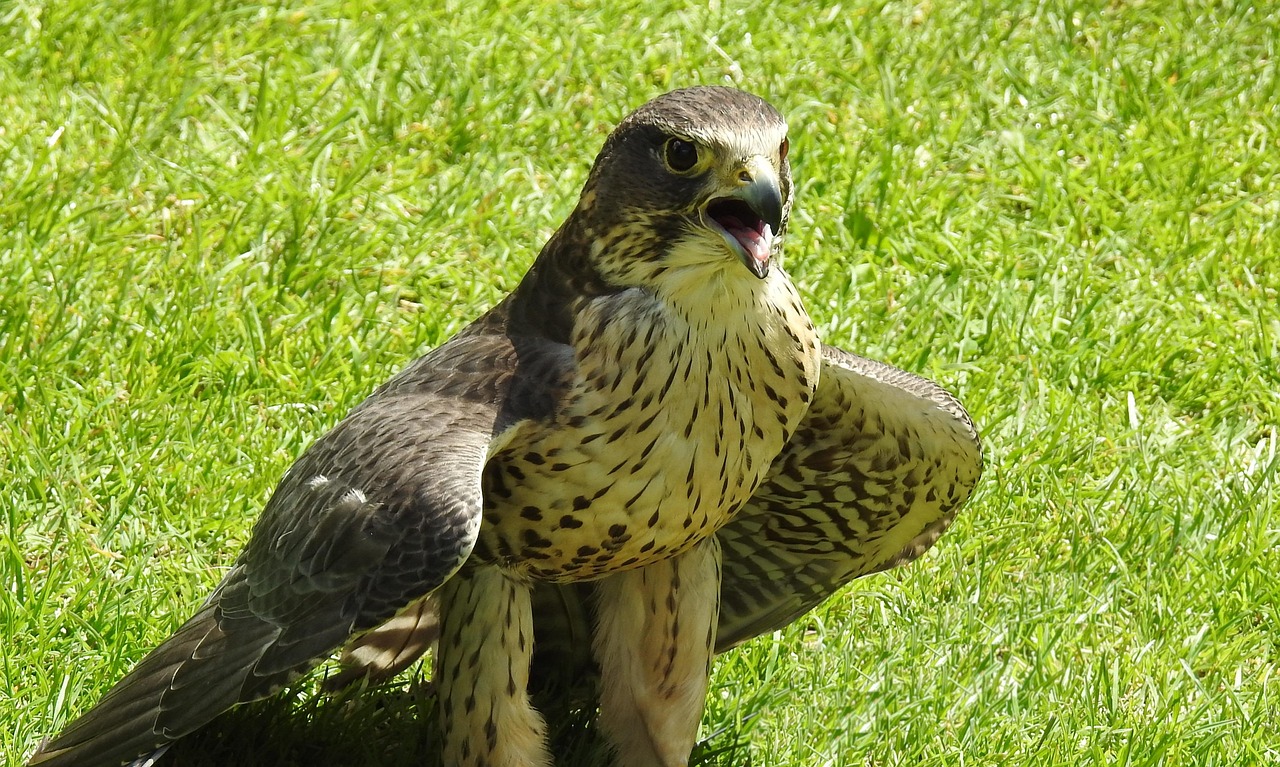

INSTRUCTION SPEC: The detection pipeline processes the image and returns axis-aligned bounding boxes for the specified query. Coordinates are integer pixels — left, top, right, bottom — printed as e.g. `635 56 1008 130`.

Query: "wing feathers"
27 332 576 767
715 344 982 647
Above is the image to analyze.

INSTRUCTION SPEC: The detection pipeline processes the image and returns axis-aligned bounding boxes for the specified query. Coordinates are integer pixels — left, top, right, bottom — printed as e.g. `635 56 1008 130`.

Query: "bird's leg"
591 537 722 767
436 569 550 767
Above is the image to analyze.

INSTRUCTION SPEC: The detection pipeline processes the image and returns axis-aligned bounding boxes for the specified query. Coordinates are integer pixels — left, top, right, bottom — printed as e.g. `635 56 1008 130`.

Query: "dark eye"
663 138 699 173
779 137 789 162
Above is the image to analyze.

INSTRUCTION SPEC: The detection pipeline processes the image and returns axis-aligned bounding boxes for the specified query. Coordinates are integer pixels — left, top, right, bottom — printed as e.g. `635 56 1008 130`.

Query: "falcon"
27 86 982 767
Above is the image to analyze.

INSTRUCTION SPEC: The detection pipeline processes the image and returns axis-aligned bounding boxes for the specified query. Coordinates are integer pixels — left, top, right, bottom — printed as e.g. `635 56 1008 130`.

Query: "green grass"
3 0 1277 764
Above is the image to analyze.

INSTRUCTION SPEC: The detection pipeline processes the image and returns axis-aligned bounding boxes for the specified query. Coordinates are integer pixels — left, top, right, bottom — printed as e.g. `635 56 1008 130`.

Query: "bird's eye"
779 137 789 162
663 138 699 173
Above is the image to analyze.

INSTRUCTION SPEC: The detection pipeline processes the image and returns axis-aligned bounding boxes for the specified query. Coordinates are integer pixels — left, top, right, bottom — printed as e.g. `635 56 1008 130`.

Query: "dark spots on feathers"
635 411 659 433
659 360 680 397
522 529 553 549
761 344 786 379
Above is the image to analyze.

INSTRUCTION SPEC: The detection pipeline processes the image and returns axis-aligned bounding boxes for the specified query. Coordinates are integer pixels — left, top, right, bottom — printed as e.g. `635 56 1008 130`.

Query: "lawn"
2 0 1277 764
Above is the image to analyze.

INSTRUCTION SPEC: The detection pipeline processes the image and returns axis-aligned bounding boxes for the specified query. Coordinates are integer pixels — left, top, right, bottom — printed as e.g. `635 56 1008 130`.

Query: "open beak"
702 158 784 280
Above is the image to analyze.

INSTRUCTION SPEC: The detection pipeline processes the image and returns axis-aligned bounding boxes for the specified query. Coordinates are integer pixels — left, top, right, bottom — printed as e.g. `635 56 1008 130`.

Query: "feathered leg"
436 568 550 767
591 538 722 767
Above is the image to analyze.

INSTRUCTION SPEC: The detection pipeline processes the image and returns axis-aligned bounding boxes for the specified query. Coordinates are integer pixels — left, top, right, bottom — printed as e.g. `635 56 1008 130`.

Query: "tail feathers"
250 615 353 683
322 594 438 692
27 602 289 767
125 745 170 767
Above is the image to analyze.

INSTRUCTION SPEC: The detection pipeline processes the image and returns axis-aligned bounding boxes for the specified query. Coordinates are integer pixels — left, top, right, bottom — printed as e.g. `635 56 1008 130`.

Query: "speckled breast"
474 282 820 582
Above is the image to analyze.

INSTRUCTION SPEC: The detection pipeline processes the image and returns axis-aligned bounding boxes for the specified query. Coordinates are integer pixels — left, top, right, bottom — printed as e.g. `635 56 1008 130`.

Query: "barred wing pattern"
713 344 982 649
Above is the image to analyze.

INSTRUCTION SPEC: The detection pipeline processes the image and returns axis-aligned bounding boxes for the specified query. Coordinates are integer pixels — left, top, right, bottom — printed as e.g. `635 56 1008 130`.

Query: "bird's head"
572 86 793 290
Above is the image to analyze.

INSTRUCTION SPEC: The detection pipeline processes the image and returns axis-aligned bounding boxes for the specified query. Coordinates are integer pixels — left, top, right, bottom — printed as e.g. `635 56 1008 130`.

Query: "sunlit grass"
3 0 1277 764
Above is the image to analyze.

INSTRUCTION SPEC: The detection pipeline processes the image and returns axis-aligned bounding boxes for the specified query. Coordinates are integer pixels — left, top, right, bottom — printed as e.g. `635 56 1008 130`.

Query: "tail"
27 601 303 767
322 594 440 692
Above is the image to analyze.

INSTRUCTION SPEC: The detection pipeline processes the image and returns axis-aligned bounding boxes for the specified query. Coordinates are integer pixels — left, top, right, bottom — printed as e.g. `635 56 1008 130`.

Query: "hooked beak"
702 157 784 280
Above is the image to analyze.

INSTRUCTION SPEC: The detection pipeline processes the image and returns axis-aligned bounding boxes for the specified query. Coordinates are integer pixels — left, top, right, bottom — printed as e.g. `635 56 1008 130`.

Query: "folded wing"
714 343 982 648
28 332 574 767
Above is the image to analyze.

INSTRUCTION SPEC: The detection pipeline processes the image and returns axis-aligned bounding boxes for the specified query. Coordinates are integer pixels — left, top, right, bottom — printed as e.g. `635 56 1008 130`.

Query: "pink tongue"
721 216 772 262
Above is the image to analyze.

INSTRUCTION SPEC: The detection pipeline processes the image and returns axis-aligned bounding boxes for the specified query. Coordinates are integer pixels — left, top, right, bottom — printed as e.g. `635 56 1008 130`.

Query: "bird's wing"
28 331 574 767
713 343 982 649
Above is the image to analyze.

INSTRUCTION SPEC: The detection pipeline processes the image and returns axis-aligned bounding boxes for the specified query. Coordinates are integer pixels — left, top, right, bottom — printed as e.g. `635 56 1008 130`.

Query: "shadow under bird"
28 86 982 767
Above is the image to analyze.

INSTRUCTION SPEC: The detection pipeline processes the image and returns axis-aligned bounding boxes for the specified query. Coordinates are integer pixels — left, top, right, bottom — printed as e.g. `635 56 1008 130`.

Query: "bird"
26 86 982 767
